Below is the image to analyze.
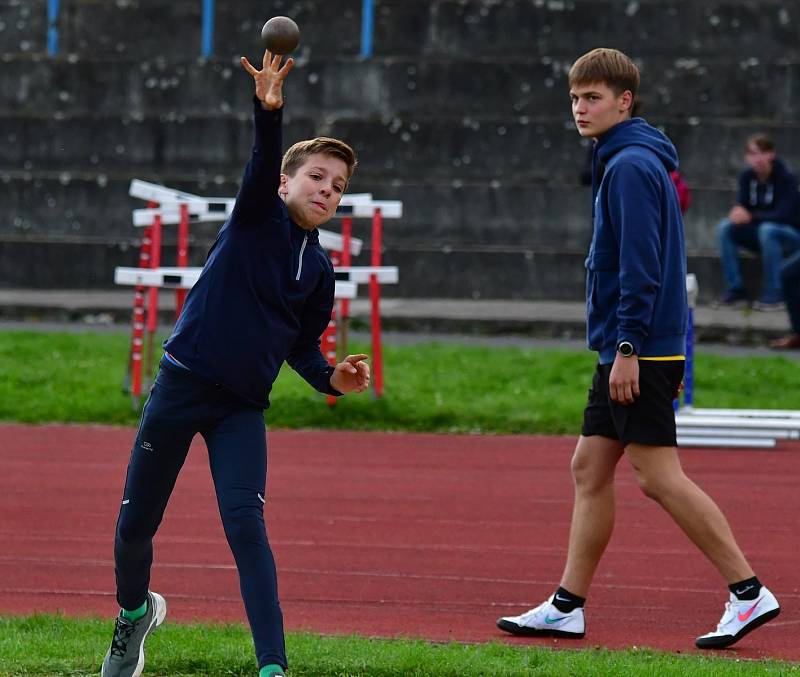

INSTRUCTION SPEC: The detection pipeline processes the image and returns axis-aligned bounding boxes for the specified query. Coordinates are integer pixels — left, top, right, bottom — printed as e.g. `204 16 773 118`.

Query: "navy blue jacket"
586 118 687 364
736 158 800 227
164 99 338 409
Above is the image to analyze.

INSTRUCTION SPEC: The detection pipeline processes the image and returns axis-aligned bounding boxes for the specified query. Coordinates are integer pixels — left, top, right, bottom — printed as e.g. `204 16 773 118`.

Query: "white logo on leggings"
141 441 153 451
257 493 265 504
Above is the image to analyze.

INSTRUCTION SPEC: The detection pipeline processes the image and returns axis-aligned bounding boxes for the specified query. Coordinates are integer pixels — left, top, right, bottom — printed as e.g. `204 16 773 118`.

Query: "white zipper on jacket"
296 233 308 281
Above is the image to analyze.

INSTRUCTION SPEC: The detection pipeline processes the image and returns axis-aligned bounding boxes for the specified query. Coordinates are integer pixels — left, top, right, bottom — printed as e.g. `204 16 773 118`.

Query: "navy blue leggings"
114 358 285 670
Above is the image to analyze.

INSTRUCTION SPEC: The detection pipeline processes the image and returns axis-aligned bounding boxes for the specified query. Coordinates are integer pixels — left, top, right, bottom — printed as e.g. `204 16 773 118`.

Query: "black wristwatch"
617 340 635 357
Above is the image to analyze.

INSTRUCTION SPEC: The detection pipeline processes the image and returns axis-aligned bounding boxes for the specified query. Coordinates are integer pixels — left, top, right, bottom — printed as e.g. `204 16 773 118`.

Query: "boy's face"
570 82 633 139
279 153 348 230
745 143 775 177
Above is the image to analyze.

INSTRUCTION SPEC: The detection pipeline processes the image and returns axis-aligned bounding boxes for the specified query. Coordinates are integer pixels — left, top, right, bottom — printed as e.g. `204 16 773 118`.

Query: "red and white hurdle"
118 180 401 407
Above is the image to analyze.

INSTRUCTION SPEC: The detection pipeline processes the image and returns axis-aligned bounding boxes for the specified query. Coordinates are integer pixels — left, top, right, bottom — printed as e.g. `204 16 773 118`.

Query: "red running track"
1 424 798 661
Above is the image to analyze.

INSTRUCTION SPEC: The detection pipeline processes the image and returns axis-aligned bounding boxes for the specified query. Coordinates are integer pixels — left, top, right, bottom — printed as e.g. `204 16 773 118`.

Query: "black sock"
551 586 586 613
729 576 762 600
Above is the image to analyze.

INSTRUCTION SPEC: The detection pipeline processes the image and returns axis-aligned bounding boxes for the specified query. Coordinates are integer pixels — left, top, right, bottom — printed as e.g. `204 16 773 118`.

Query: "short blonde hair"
569 48 640 98
281 137 357 179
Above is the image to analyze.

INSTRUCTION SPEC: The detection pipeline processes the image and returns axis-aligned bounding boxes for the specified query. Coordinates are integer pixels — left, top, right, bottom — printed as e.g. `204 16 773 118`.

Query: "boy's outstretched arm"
330 355 371 394
233 50 295 219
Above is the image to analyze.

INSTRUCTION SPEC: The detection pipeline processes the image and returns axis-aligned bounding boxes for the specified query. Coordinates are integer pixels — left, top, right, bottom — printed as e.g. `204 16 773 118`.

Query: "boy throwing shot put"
497 48 779 649
101 49 369 677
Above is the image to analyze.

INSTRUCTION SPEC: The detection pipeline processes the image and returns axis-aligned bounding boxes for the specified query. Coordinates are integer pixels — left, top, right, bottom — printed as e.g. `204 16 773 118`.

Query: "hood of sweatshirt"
591 118 678 200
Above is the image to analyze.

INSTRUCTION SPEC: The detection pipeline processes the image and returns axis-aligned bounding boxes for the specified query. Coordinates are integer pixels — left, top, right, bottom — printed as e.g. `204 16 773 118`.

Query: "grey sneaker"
101 591 167 677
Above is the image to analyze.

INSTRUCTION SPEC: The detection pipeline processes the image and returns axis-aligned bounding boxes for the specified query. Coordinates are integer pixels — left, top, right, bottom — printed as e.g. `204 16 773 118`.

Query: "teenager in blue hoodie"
497 48 779 650
100 51 370 677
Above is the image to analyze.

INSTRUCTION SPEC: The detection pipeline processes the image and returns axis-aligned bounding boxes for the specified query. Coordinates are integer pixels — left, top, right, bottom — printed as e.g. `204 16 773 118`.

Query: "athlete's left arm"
607 161 663 355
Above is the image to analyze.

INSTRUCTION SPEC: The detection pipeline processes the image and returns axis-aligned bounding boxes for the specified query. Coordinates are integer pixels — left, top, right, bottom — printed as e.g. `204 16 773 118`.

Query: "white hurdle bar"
681 408 800 419
115 266 358 300
130 180 368 257
335 266 399 284
677 436 777 450
676 272 800 449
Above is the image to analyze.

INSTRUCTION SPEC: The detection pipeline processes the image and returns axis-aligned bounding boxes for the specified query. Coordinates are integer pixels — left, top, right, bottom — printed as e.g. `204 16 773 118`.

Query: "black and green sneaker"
101 591 167 677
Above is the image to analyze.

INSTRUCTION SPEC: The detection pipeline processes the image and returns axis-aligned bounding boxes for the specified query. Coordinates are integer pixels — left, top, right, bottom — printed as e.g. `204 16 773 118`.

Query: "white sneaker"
695 586 780 649
496 595 585 638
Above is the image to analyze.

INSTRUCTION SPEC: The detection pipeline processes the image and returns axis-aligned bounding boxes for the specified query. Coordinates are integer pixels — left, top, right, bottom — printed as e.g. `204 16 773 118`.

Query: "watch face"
618 342 634 356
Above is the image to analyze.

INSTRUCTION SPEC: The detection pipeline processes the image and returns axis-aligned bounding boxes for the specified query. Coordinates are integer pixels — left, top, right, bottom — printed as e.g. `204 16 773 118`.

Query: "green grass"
0 614 797 676
2 333 799 672
2 330 800 433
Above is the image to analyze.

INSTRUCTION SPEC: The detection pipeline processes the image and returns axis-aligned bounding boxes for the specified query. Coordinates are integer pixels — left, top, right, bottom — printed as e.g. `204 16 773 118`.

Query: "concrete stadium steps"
1 114 317 173
2 0 795 298
0 1 44 53
371 0 798 60
0 235 758 303
0 172 740 251
32 1 798 60
4 109 800 186
5 54 800 121
52 0 361 58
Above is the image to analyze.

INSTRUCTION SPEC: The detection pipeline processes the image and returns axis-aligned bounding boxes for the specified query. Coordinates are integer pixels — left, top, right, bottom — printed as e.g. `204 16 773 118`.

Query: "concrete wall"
2 0 799 300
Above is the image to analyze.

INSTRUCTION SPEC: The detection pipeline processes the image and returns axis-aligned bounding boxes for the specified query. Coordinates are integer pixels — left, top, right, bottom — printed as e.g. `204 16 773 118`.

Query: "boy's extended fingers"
262 48 273 69
277 57 295 77
345 354 369 364
240 56 258 75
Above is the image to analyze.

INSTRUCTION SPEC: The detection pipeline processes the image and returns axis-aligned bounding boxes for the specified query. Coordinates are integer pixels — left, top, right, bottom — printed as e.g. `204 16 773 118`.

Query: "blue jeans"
780 250 800 334
718 219 800 301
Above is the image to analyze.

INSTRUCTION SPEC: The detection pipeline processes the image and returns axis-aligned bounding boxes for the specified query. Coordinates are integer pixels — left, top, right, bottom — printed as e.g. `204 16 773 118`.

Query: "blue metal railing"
360 0 374 58
201 0 215 57
47 0 59 55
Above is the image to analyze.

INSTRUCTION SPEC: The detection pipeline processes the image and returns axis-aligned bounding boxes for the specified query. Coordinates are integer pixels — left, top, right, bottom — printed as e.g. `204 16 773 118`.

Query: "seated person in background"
716 134 800 310
770 250 800 349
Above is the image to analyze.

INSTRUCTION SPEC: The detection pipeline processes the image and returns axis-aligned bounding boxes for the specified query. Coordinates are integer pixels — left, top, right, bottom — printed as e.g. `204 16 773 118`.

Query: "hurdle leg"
369 208 384 397
338 217 353 361
129 289 146 409
144 213 163 389
123 221 153 393
175 202 190 318
322 305 338 407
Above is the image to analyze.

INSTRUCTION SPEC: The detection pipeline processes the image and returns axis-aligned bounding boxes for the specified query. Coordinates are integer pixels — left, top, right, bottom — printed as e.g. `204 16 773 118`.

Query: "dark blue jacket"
586 118 687 364
164 99 338 409
736 158 800 227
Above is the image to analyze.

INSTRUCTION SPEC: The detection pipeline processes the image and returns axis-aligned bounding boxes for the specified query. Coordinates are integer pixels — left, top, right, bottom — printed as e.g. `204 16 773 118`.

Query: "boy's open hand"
330 354 370 394
240 50 294 110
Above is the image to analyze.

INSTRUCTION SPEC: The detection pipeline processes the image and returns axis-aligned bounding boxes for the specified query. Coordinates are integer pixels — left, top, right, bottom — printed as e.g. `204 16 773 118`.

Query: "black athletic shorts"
581 360 685 447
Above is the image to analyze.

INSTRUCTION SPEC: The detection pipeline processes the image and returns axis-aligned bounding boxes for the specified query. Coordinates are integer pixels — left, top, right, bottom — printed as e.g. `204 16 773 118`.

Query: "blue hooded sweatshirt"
586 118 687 364
163 99 339 409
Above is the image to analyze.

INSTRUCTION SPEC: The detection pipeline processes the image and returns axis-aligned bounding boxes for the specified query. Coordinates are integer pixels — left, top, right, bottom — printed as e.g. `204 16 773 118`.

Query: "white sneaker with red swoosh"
496 595 585 638
695 586 780 649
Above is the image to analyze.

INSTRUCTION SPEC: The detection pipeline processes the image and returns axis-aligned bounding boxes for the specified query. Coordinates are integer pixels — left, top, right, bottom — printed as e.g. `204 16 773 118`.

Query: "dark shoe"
770 334 800 350
101 591 167 677
752 298 786 312
712 289 747 308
